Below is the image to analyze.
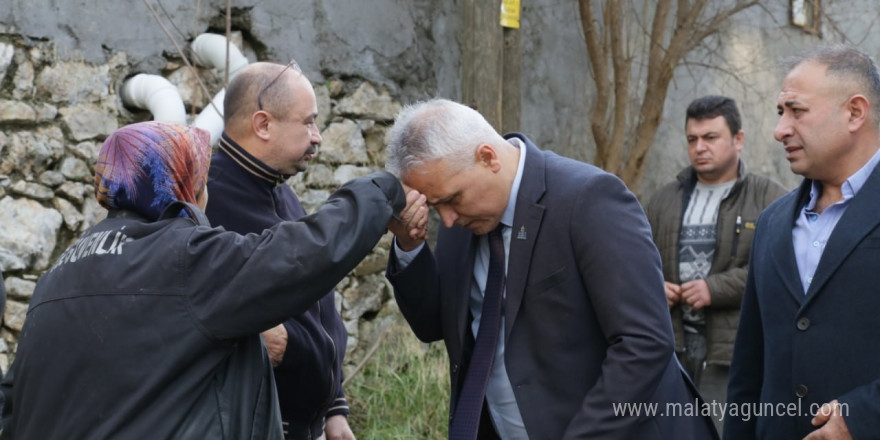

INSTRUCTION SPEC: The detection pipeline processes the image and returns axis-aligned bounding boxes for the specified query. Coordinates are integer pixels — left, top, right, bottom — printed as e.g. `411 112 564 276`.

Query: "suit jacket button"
451 363 459 374
796 317 810 331
795 384 809 398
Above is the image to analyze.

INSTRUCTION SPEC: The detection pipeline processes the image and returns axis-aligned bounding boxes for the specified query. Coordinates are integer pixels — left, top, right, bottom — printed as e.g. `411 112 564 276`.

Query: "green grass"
346 324 450 440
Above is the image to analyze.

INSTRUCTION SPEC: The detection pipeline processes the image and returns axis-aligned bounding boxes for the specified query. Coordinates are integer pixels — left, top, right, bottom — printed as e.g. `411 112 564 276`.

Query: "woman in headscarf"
0 121 405 440
95 121 212 219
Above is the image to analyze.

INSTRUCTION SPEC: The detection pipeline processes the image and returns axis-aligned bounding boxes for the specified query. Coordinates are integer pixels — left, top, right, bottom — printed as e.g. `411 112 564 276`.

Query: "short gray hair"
783 44 880 124
385 99 506 177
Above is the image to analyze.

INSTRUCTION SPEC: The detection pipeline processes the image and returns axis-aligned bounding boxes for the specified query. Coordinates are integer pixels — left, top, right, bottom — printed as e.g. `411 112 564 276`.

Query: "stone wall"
0 32 409 372
7 1 880 373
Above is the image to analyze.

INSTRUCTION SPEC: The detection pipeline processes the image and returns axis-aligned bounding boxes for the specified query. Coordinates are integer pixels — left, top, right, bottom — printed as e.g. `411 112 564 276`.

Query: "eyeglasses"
257 58 302 111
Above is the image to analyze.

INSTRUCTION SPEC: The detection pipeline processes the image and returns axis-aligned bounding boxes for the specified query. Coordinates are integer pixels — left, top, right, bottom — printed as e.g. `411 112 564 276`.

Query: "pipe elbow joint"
121 74 187 125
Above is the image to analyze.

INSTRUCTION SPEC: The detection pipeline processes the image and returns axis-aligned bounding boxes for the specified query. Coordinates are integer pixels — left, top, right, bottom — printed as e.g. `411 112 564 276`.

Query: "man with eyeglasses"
205 61 354 440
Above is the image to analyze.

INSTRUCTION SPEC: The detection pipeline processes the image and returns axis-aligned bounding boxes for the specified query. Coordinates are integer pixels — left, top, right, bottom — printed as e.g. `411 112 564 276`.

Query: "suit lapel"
504 136 546 339
804 165 880 303
770 182 811 304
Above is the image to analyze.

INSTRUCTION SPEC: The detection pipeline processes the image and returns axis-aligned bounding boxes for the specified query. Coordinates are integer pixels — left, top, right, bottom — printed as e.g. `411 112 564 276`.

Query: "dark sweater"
206 134 349 440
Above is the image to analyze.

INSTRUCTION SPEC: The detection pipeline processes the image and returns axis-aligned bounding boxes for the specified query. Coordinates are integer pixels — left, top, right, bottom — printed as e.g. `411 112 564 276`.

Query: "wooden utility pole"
462 0 521 133
501 24 521 135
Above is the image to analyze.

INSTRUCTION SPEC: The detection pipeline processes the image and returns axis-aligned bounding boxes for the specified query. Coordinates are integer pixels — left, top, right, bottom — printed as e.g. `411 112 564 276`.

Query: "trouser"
700 364 729 436
680 329 708 383
680 330 729 436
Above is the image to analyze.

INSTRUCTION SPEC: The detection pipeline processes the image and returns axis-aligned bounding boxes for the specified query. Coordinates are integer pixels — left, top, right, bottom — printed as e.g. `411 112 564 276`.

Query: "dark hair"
783 44 880 123
685 95 741 136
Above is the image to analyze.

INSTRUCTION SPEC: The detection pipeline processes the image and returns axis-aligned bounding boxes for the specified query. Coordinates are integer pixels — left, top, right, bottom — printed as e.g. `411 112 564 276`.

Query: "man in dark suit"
725 45 880 440
384 98 717 439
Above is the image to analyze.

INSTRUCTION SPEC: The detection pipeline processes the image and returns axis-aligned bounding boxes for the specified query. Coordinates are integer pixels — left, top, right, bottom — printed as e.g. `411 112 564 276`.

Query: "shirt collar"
500 137 527 228
806 147 880 210
218 132 289 186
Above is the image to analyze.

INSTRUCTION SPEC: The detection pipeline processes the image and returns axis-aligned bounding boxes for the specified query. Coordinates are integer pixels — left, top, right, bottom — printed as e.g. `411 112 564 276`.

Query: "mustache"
305 143 319 156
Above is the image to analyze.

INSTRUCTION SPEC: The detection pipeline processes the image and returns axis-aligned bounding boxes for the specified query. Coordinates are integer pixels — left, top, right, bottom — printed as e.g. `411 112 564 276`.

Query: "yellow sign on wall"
500 0 521 29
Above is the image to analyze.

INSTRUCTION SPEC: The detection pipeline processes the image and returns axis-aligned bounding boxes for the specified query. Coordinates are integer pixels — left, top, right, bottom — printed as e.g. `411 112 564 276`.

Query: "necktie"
449 224 506 440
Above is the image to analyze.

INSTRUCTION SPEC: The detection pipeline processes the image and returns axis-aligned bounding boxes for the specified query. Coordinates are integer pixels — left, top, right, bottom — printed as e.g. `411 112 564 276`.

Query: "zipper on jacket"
314 300 337 439
730 215 742 257
320 300 337 407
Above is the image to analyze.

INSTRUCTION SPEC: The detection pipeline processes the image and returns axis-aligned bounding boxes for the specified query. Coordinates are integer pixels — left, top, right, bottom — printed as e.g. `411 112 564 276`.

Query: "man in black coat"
205 60 355 440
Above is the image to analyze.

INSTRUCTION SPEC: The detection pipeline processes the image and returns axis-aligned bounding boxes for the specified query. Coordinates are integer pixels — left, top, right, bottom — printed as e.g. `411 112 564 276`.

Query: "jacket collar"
675 159 749 206
107 209 148 221
218 133 289 186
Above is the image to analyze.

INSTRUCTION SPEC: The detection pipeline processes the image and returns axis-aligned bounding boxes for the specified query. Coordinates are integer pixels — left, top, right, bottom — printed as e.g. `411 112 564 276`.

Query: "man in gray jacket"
645 95 786 430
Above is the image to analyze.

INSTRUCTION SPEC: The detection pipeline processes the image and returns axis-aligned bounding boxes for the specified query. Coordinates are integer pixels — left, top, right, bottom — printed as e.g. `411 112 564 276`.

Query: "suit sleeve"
562 173 679 437
386 244 444 343
838 381 880 437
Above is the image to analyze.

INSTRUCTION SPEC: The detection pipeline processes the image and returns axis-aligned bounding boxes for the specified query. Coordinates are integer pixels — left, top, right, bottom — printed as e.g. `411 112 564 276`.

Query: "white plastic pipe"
121 74 187 124
190 33 250 78
190 33 250 145
192 89 228 146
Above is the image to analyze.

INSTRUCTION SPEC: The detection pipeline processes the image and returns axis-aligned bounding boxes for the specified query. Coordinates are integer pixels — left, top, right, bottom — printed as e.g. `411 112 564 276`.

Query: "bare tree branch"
607 0 630 172
579 0 612 168
580 0 762 189
690 1 760 47
645 0 672 84
676 0 690 30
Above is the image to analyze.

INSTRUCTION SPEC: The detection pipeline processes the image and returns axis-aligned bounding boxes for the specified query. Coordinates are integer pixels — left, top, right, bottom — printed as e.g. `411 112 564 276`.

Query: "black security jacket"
206 135 349 439
0 172 403 440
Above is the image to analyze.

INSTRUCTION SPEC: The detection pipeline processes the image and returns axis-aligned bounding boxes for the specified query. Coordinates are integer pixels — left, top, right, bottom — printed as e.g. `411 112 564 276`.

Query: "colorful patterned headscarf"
95 121 212 221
